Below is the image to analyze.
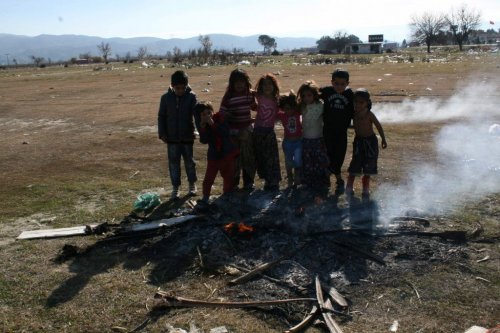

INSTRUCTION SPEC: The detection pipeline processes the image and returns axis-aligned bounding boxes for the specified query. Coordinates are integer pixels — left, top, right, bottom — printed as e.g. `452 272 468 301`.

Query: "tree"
137 46 148 60
410 12 446 53
445 4 481 51
31 55 45 67
258 35 276 54
172 47 182 64
97 42 112 63
316 31 360 54
316 36 335 52
198 35 212 61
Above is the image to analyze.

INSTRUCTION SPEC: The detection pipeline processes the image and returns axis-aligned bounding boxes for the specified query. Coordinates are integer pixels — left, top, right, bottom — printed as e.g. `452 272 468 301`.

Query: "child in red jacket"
196 102 239 206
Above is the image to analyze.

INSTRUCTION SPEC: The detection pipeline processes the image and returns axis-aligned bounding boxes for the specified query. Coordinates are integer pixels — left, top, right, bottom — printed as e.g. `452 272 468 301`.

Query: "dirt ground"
0 52 499 332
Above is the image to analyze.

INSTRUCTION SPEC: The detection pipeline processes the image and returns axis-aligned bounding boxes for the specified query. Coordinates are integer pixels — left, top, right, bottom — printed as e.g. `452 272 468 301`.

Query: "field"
0 52 499 332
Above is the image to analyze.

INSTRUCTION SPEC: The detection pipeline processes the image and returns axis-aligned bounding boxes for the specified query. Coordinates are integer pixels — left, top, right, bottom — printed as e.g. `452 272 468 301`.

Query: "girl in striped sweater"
219 69 257 190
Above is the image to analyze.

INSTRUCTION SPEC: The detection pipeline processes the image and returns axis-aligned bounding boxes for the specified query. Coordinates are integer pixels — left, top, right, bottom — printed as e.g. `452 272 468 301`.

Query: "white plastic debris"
464 326 488 333
165 324 188 333
210 327 229 333
389 320 399 332
425 87 433 91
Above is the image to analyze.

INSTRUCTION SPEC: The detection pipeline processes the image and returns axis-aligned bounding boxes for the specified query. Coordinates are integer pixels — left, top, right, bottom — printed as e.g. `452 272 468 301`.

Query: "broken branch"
285 305 319 333
315 276 344 333
153 291 315 309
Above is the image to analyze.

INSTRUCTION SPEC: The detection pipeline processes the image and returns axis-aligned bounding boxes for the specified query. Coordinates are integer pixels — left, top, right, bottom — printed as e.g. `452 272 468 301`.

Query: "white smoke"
374 82 498 124
374 81 500 221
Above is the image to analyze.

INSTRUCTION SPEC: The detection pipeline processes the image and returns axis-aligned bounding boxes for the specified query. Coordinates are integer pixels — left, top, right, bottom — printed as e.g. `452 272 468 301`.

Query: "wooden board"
123 215 198 232
17 224 97 240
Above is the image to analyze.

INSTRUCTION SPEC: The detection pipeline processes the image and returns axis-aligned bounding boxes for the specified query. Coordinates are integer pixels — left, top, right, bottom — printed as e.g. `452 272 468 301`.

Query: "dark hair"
255 73 280 101
278 90 297 109
226 68 252 97
194 101 214 115
297 80 320 105
332 68 349 81
171 70 188 85
353 88 372 110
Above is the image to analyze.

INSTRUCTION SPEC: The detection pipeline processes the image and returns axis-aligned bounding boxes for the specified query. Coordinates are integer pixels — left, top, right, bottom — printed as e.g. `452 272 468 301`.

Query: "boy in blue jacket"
196 102 239 206
158 70 199 199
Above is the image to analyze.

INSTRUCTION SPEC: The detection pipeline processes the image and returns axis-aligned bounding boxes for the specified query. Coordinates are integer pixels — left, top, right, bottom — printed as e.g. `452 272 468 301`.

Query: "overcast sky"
1 0 498 42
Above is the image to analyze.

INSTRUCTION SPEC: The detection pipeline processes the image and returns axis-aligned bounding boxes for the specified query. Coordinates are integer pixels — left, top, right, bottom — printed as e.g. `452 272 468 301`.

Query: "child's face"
234 79 246 94
201 109 213 121
261 79 275 97
331 77 349 94
301 90 315 105
354 97 369 113
172 84 186 96
283 104 295 115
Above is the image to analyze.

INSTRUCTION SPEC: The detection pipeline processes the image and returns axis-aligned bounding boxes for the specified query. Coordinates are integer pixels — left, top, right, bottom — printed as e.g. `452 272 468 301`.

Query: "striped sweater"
219 91 257 130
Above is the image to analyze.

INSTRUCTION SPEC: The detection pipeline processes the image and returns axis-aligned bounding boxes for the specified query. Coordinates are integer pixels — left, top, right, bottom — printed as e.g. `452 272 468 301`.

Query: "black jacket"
157 86 198 143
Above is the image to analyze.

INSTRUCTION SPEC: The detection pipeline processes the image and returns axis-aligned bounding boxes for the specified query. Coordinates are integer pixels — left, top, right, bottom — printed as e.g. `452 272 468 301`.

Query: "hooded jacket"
157 86 198 143
199 113 239 160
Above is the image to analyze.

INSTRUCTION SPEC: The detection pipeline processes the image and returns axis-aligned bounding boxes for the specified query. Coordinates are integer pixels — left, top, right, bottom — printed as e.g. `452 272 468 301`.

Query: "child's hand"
206 117 214 126
381 140 387 149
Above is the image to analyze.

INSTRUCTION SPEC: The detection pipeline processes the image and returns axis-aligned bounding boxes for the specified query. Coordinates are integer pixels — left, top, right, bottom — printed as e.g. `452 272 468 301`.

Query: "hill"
0 33 317 64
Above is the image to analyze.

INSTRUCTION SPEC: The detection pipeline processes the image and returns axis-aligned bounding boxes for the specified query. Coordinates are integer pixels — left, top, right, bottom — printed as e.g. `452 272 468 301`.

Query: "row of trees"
316 32 361 53
410 4 482 53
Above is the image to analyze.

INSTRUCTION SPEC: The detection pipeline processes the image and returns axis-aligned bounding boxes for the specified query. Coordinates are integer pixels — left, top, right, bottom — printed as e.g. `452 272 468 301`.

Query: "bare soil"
0 53 499 332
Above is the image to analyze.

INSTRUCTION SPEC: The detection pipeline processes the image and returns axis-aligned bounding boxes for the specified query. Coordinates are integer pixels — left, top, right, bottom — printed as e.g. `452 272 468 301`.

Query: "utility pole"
5 53 10 67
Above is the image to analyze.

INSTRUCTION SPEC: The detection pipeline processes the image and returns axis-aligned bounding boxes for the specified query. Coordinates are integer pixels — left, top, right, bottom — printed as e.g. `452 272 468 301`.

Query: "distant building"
470 30 500 44
345 42 382 54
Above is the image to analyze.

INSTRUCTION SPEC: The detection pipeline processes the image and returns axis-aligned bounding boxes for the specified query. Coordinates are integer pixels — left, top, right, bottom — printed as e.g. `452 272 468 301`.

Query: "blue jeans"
167 143 197 187
282 139 302 169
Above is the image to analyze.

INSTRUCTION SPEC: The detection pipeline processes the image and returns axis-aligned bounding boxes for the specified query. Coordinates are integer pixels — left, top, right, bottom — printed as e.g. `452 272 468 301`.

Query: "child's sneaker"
171 186 180 200
335 179 345 195
188 183 197 196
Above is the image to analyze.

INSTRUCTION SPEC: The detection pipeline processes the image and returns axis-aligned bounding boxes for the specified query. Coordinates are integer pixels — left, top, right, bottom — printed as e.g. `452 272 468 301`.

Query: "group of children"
157 68 387 205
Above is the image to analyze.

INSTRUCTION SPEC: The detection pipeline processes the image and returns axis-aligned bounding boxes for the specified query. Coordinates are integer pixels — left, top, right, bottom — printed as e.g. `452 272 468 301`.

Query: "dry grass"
0 52 499 332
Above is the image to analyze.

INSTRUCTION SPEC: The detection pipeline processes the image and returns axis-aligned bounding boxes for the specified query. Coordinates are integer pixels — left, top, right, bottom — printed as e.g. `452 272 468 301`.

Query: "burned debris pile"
29 187 476 332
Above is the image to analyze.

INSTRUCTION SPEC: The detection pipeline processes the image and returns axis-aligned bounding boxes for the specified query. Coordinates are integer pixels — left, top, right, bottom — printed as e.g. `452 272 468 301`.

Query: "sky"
1 0 499 43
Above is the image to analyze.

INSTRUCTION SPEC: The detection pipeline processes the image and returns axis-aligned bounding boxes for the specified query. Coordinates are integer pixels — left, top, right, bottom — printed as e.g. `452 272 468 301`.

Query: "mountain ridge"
0 33 317 64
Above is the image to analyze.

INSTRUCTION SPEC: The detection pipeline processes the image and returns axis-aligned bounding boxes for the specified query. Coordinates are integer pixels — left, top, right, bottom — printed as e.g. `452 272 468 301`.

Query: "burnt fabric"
348 134 379 175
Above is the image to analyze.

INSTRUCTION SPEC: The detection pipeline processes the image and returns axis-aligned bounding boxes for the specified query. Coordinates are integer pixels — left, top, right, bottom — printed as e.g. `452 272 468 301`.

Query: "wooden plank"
17 224 97 240
124 215 197 232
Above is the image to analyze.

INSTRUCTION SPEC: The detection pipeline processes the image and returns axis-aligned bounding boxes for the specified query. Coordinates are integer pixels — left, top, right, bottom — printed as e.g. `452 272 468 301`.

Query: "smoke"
374 82 498 123
375 81 500 221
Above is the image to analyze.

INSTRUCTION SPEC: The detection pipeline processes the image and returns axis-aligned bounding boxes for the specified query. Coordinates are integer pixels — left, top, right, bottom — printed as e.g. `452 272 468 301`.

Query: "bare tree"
172 47 182 64
198 35 212 62
97 42 112 63
410 12 446 53
137 46 148 60
31 55 45 67
445 4 481 51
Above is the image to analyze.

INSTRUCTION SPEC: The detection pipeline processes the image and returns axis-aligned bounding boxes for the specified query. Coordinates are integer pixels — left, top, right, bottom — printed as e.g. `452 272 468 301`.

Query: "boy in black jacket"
320 69 354 195
158 70 199 199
